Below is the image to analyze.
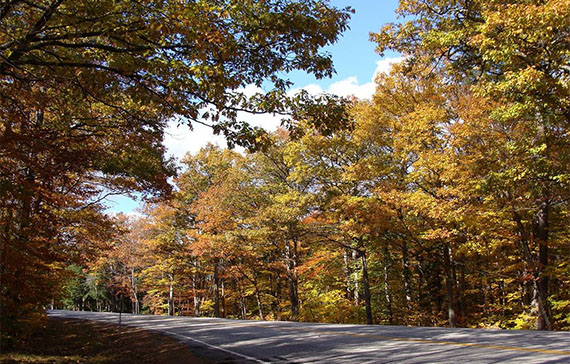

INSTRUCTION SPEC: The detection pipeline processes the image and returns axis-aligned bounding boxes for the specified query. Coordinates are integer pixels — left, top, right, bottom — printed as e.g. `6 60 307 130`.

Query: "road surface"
48 310 570 363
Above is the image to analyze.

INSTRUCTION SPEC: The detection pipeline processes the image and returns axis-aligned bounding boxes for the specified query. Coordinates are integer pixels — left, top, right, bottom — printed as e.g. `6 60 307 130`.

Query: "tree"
0 0 352 342
0 0 353 148
287 120 389 325
185 147 244 318
102 215 147 315
245 133 317 321
372 0 570 331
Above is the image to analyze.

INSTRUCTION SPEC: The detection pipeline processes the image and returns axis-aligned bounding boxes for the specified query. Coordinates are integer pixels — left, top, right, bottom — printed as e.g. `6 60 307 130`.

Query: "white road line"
167 330 271 364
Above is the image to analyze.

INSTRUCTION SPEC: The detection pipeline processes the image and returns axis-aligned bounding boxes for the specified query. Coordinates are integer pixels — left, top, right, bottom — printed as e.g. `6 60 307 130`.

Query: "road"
48 310 570 363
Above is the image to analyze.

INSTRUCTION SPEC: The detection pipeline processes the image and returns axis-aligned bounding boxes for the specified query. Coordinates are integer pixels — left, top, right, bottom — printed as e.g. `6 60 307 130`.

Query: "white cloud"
373 56 404 79
241 83 264 98
328 76 376 99
163 112 283 162
163 120 227 162
286 56 404 101
290 83 324 96
164 84 279 162
325 56 404 100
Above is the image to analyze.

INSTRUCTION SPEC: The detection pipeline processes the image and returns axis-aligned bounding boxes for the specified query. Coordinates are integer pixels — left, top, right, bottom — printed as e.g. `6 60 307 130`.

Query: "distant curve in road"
48 310 570 364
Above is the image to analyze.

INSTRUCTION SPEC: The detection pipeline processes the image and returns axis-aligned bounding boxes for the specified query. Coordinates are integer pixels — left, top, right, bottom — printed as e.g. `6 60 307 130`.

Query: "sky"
105 0 402 214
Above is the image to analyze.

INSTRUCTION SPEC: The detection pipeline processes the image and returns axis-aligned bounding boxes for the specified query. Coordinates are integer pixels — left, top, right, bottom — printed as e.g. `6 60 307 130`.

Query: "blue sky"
294 0 401 88
106 0 401 214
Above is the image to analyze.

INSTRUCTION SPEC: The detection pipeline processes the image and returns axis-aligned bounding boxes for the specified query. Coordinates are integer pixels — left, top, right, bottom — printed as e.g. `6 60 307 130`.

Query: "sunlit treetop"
371 0 569 122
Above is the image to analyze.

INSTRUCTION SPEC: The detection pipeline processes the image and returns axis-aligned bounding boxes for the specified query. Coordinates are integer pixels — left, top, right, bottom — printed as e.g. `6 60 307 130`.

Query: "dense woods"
0 0 351 343
1 0 569 346
64 69 570 330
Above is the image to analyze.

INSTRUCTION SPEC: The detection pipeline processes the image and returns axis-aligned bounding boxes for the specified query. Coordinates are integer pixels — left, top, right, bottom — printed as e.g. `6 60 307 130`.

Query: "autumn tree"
251 133 323 321
0 0 353 342
286 121 387 324
373 0 570 330
101 215 147 314
46 0 570 333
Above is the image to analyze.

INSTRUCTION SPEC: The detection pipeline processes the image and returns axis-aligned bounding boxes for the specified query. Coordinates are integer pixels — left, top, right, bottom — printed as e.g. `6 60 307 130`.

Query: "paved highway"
48 310 570 363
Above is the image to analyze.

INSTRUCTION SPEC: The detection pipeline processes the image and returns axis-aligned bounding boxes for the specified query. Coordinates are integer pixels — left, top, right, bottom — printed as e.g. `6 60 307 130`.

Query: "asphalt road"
48 310 570 363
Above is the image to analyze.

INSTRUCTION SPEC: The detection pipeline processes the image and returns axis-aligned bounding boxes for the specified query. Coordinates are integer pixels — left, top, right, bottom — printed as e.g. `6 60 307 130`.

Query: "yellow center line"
235 323 570 356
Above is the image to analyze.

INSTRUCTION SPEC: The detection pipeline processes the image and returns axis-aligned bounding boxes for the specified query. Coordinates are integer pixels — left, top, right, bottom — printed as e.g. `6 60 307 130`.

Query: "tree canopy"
0 0 352 343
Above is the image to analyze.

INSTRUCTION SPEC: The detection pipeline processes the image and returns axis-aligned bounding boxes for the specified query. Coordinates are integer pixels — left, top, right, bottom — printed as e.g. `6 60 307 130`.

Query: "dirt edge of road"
0 316 229 364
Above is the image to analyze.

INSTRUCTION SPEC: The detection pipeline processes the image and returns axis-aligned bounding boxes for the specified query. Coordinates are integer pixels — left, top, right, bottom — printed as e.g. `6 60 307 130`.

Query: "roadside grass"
0 317 211 363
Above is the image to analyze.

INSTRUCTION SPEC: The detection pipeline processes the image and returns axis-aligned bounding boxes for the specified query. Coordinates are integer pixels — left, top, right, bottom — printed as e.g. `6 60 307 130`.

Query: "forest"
1 0 569 346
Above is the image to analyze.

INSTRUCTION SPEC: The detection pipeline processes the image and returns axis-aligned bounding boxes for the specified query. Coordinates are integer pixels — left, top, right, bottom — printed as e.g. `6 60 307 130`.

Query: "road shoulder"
0 317 213 364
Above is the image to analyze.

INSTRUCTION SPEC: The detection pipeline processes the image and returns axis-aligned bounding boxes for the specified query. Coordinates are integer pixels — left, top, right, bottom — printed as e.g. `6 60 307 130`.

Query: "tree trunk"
402 240 412 313
237 279 246 319
192 259 201 316
270 273 281 319
360 251 373 325
343 248 353 300
513 205 553 330
459 264 466 318
416 262 425 324
168 273 174 316
131 267 139 315
532 203 552 330
383 242 393 325
253 273 264 320
94 285 100 312
214 260 220 318
442 244 457 327
285 240 299 321
352 250 359 306
221 278 226 318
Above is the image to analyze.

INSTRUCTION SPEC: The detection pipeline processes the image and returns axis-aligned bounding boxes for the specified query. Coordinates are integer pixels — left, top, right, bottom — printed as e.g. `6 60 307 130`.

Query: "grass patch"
1 317 211 363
